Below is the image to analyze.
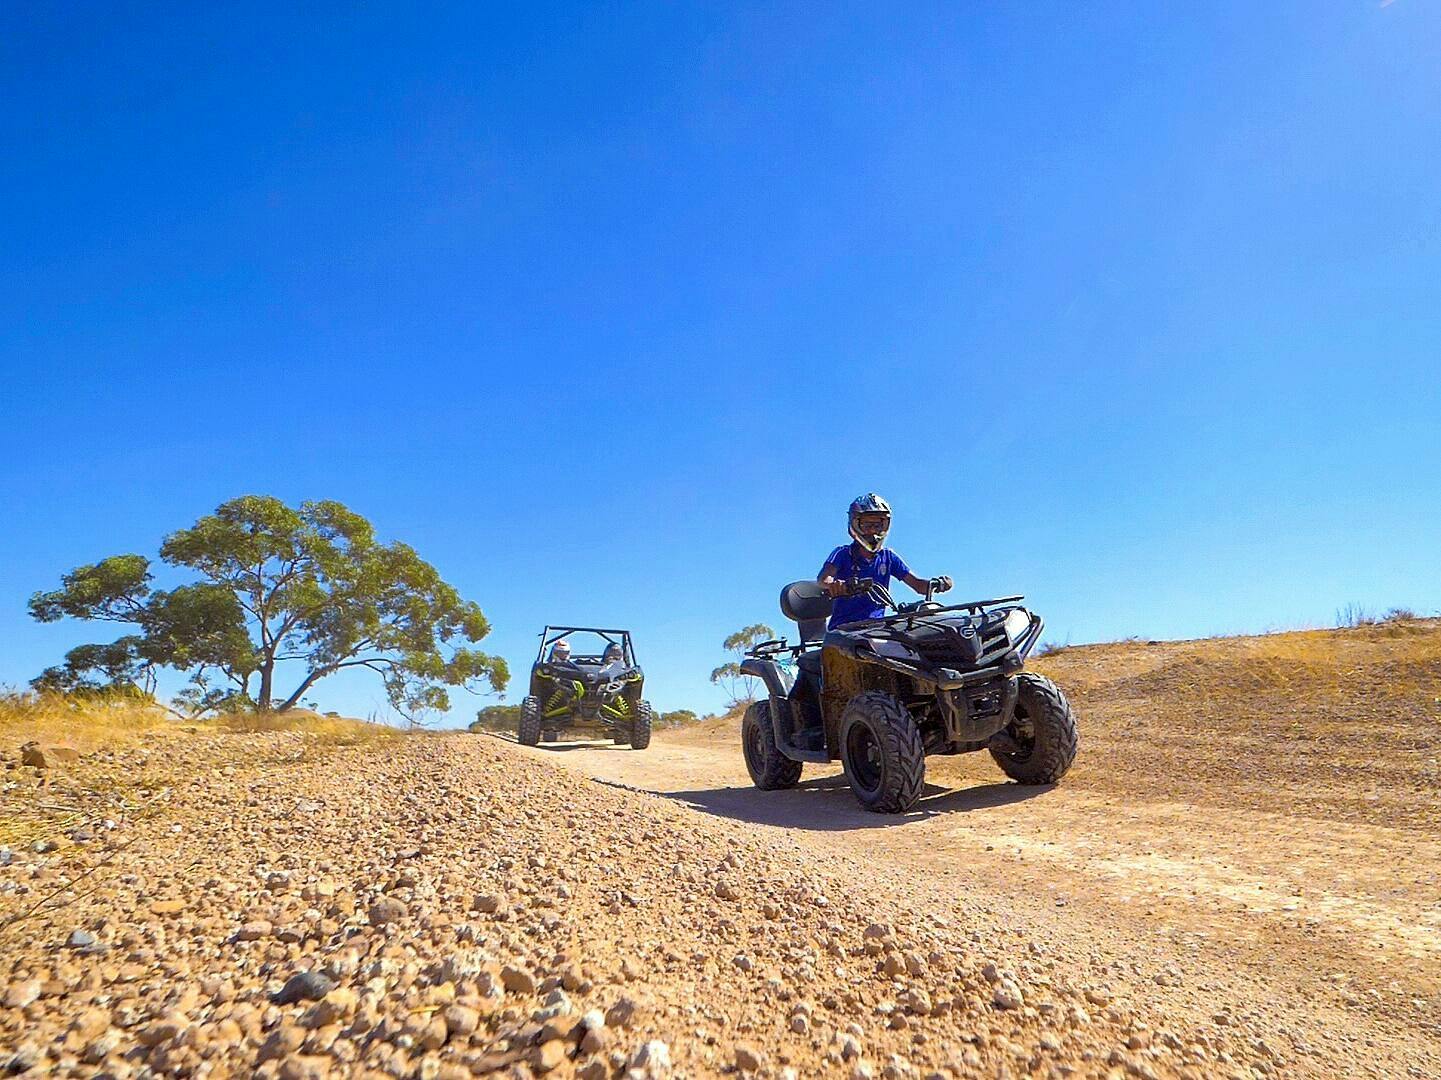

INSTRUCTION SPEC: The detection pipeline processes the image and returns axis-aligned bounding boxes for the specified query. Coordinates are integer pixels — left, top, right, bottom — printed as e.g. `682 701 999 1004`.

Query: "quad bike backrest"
780 581 833 643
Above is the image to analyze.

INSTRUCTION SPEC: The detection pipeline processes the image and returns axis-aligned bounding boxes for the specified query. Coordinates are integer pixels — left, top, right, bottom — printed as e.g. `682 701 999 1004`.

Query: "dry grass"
0 690 170 753
1031 616 1441 829
205 708 400 748
0 691 397 758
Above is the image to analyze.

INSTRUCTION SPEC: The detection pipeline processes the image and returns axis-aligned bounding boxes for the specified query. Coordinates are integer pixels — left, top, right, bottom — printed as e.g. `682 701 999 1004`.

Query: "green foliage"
29 495 507 719
710 623 774 707
29 554 152 623
658 709 698 727
708 660 744 683
722 623 775 653
470 704 523 731
32 639 156 698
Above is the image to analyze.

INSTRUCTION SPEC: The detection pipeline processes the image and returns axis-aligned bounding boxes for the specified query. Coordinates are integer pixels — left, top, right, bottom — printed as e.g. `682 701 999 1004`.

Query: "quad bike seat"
780 581 833 644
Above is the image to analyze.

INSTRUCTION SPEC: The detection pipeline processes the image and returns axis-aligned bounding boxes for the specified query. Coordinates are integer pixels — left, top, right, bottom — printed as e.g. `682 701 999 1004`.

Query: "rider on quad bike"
736 492 1079 812
820 493 954 623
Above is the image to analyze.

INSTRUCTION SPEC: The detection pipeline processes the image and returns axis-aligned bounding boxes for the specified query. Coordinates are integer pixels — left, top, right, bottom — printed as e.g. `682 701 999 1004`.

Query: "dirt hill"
2 620 1439 1078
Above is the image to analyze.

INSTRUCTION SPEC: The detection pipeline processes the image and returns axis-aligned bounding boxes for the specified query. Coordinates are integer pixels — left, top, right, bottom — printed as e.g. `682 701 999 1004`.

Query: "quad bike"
519 627 652 750
739 579 1078 813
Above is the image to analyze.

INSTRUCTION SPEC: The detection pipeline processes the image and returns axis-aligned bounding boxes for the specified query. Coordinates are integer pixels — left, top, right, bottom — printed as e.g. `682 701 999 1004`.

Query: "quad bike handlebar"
839 577 898 609
839 575 952 608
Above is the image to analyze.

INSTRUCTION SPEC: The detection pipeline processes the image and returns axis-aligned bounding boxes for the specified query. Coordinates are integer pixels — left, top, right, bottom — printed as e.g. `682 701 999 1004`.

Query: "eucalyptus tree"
30 496 507 718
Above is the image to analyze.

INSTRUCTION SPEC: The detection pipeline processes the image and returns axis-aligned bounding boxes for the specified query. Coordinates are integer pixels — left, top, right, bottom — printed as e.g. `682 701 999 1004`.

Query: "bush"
1336 603 1377 629
471 704 522 731
1336 605 1428 630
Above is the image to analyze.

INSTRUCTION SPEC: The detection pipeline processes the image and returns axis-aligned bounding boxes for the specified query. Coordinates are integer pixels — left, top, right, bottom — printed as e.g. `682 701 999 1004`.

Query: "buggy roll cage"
536 626 638 666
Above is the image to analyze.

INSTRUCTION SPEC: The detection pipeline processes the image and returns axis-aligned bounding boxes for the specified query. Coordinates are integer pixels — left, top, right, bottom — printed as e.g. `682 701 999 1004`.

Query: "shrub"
1336 603 1377 629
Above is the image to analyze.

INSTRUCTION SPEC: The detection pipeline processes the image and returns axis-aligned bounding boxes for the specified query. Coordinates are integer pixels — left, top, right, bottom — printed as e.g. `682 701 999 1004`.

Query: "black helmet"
603 643 624 663
848 493 892 553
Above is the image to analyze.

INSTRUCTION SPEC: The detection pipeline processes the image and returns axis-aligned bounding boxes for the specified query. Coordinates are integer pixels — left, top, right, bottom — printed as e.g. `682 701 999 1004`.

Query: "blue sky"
2 2 1438 722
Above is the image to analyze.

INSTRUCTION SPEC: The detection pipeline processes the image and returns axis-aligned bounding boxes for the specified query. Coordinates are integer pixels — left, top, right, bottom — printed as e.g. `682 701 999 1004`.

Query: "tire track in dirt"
516 727 1441 1077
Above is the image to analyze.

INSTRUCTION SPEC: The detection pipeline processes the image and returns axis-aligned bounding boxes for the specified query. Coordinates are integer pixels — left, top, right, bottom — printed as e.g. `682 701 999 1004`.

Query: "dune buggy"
519 627 652 750
739 579 1077 812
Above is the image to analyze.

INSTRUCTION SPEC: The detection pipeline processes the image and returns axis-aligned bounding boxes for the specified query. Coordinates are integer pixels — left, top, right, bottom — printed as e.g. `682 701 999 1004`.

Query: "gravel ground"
4 613 1440 1080
0 729 1249 1079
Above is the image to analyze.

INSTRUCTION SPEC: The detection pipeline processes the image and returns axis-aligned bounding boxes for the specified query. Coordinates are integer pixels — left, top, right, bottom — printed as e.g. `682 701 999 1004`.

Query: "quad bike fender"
739 657 827 763
740 656 794 699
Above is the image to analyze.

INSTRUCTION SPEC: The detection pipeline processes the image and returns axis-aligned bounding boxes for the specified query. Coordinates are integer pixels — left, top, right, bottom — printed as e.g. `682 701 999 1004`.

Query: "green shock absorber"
543 687 574 718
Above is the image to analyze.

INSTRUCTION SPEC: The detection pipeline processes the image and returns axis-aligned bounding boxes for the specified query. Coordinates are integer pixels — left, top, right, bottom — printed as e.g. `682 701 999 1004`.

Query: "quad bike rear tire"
629 700 653 750
839 691 925 813
518 696 541 747
741 700 803 790
988 673 1078 784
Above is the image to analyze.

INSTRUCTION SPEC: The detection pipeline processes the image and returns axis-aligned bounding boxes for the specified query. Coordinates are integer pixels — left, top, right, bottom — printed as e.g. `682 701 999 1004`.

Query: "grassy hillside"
1021 617 1441 828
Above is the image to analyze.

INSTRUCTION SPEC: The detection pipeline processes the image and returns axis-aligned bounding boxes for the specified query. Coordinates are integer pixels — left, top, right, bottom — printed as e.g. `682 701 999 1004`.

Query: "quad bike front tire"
741 700 803 790
839 691 925 813
988 673 1078 784
629 701 653 750
518 696 541 747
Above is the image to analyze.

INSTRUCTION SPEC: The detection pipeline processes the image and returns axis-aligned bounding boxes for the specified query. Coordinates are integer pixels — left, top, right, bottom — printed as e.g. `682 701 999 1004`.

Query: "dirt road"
511 728 1439 1077
2 621 1438 1078
512 622 1441 1079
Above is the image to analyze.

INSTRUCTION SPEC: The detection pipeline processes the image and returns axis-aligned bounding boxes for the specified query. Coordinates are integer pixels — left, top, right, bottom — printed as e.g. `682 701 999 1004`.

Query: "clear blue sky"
2 3 1438 723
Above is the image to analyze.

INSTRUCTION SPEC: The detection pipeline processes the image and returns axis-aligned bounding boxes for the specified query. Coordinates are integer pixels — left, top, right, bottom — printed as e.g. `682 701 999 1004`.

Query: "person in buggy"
549 640 572 664
602 642 625 668
819 493 953 628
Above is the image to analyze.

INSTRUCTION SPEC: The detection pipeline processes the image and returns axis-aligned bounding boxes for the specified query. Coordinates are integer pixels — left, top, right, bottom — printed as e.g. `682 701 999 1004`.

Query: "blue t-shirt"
821 544 912 628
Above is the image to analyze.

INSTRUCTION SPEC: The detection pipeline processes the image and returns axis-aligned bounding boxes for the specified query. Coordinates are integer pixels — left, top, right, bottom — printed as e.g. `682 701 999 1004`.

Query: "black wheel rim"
1001 703 1036 762
845 721 883 794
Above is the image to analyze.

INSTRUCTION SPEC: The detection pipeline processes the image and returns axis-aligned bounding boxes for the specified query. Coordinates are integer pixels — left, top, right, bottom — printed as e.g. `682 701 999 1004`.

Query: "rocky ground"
1 619 1439 1078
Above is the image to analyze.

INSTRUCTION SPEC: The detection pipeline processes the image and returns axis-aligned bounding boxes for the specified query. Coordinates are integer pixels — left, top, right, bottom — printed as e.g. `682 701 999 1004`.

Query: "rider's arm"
900 572 931 595
901 572 953 595
819 563 847 598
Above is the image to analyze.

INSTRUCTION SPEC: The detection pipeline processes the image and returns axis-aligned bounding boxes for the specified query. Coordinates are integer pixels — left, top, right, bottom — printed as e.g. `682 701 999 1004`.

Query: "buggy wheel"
518 696 541 747
629 701 653 750
988 674 1078 784
741 700 803 790
839 691 925 813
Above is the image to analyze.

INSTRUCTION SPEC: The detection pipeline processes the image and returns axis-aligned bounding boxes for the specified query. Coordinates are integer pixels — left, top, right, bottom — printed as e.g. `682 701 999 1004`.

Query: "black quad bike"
739 580 1078 813
519 627 653 750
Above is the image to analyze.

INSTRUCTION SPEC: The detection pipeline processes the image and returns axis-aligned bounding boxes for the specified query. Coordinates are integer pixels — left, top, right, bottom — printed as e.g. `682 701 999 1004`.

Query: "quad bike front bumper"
935 673 1018 744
